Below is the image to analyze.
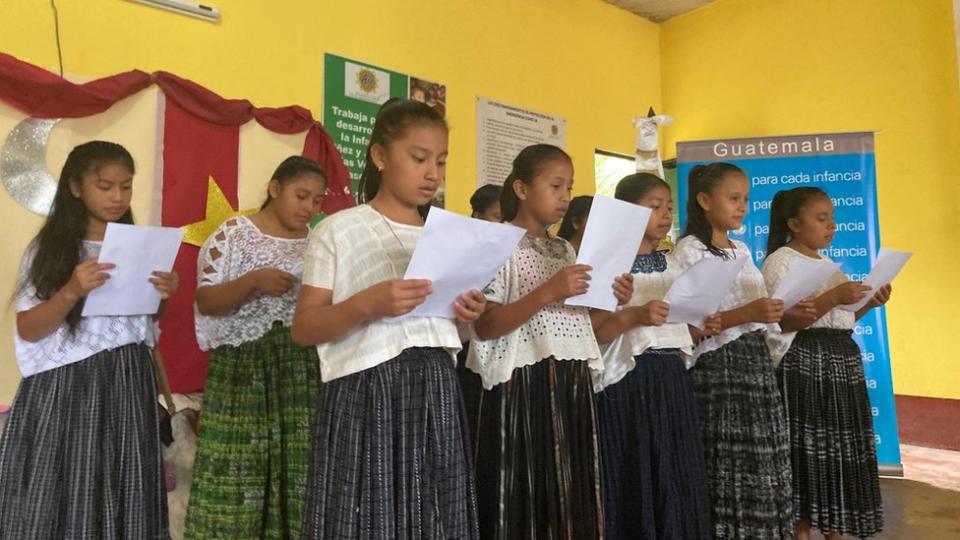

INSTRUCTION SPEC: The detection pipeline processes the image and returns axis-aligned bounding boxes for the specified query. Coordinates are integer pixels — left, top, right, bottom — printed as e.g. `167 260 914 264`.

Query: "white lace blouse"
761 246 855 363
14 241 158 378
302 205 461 382
194 216 308 350
467 233 602 390
673 235 768 358
595 251 694 392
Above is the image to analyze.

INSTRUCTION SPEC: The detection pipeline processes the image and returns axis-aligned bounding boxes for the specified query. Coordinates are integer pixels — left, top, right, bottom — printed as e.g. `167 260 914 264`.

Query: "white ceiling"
604 0 716 22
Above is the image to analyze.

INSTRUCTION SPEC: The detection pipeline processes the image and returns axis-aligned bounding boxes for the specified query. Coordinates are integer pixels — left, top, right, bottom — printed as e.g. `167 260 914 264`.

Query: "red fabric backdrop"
0 52 353 392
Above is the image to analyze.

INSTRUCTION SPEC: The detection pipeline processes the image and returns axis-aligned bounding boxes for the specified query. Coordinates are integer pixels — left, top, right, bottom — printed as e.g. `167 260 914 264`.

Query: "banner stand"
677 132 902 472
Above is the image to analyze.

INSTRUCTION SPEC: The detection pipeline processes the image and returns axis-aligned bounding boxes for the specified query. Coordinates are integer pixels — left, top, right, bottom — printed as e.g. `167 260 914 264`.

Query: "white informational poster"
476 97 566 187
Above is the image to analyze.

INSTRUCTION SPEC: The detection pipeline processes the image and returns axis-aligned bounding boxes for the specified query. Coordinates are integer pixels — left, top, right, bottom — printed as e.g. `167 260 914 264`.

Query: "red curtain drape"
0 52 354 392
0 53 353 213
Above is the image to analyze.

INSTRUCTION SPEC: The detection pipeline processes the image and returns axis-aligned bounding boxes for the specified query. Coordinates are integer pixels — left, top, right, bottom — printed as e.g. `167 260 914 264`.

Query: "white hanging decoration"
632 113 672 179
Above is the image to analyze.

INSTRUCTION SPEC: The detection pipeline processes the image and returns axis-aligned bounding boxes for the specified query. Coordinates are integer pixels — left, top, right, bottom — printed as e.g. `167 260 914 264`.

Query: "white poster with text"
476 97 566 187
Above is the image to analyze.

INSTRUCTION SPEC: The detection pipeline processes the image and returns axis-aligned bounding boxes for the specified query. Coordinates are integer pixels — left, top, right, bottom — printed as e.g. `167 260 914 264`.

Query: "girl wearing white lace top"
467 144 626 539
293 99 484 538
0 142 178 538
185 156 326 538
762 187 890 540
588 173 717 540
674 162 796 539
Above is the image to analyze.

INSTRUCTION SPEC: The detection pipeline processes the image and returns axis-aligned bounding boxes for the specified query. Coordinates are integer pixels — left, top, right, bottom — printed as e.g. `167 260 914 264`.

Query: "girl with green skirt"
185 156 327 539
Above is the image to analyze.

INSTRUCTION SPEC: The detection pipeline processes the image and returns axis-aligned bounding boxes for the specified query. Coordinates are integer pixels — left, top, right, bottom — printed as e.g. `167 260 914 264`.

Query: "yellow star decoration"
182 176 257 247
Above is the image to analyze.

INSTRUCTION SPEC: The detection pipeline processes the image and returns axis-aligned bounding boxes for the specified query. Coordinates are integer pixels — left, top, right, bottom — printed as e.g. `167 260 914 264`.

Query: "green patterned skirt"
185 323 320 539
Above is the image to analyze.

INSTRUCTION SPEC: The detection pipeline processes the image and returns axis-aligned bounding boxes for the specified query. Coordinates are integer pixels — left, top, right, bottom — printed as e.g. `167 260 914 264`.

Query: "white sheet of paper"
664 257 748 329
772 257 842 310
82 223 184 316
565 196 651 311
839 248 912 312
398 208 525 319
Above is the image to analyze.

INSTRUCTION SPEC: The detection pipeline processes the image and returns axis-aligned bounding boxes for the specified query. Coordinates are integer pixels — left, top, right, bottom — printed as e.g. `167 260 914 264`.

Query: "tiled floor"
901 443 960 492
812 446 960 539
815 478 960 539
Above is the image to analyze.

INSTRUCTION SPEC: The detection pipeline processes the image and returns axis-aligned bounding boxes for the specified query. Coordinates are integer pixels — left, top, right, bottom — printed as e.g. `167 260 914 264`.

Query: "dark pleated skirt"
778 328 883 538
691 331 794 539
596 349 712 540
456 342 482 444
186 324 320 539
0 343 169 539
300 347 478 539
474 358 603 540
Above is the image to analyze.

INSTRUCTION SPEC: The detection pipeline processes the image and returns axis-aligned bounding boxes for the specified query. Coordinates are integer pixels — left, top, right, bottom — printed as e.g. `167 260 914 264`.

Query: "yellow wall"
3 0 956 402
661 0 960 399
0 0 660 402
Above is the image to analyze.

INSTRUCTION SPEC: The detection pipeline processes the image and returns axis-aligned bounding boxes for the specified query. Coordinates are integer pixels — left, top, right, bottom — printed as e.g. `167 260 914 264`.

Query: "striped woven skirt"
455 343 482 442
474 358 603 540
596 349 711 540
778 328 883 538
300 347 479 539
0 343 168 539
691 331 794 539
185 324 320 539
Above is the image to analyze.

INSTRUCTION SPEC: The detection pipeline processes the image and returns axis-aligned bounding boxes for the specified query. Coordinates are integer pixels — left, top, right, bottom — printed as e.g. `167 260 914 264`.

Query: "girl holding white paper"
0 141 176 538
292 99 484 538
763 187 889 540
589 173 716 540
675 162 795 539
468 144 626 539
186 156 326 539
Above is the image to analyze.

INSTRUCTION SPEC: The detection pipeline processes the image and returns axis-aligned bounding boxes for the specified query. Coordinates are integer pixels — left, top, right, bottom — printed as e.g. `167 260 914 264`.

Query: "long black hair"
260 155 327 210
500 144 571 223
614 172 670 203
681 162 745 258
557 195 593 241
357 98 447 219
469 184 501 217
25 141 135 331
766 186 829 255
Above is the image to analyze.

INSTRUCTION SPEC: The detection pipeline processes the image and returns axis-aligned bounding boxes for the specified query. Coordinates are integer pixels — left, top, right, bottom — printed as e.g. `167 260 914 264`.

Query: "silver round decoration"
1 118 60 215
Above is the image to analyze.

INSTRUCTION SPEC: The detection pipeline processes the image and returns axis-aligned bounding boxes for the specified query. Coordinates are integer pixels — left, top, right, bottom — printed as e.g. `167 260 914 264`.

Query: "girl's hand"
786 297 818 326
361 279 433 318
251 268 297 297
542 264 592 302
865 284 892 309
149 271 180 300
65 259 115 300
453 289 487 325
635 300 670 327
748 298 785 324
612 273 634 305
831 281 872 305
702 312 722 336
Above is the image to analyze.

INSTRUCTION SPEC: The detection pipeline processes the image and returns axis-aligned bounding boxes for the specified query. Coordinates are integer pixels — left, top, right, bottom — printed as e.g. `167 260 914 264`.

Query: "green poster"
323 54 447 207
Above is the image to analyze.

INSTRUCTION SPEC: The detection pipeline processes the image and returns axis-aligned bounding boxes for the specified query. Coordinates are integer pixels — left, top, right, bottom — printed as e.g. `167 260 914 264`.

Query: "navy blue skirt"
596 348 712 540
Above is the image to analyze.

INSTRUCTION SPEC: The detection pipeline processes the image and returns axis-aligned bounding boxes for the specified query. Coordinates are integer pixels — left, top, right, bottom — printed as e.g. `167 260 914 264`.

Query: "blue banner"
676 132 901 471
